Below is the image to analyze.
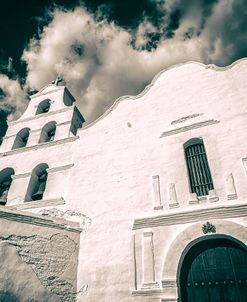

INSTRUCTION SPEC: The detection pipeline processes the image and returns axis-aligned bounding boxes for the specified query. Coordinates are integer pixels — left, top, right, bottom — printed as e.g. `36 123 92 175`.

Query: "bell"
31 180 46 201
0 188 8 205
31 188 44 200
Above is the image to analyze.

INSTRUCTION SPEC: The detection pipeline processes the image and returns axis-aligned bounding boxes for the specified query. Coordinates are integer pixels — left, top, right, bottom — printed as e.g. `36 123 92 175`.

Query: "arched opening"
178 235 247 302
184 137 214 196
35 99 51 115
25 163 48 202
12 128 30 150
0 168 15 205
39 121 56 143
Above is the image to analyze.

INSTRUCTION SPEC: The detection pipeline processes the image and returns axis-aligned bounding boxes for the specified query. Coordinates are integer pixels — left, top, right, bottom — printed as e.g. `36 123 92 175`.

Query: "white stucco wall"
70 59 247 301
0 59 247 302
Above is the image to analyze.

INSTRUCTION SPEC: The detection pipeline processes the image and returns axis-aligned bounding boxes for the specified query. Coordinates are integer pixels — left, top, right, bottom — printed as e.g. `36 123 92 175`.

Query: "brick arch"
161 220 247 281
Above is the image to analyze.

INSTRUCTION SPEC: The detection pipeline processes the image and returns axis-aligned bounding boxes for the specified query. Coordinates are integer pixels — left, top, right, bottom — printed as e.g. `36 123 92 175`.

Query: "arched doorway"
178 235 247 302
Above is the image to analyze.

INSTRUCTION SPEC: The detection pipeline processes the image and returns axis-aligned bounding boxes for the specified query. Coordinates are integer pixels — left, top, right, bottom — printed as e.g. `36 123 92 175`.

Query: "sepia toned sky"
0 0 246 136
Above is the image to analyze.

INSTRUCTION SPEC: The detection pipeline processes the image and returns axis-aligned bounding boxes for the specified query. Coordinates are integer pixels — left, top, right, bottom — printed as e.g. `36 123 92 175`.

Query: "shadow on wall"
0 291 20 302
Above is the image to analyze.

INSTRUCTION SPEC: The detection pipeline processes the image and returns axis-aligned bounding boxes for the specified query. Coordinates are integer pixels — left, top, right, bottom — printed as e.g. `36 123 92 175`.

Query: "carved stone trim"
57 121 71 126
208 189 219 203
168 183 179 208
188 192 199 205
154 205 163 210
143 231 153 237
47 164 74 173
7 197 65 210
171 113 203 125
0 206 81 232
160 119 219 138
132 288 162 296
12 172 31 180
161 279 177 288
202 221 216 234
133 203 247 230
0 136 79 158
141 282 160 290
152 175 163 210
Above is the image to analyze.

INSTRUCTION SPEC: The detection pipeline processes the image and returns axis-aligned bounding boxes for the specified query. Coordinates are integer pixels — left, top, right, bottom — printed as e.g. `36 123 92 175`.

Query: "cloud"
0 74 27 120
21 7 205 123
0 0 244 126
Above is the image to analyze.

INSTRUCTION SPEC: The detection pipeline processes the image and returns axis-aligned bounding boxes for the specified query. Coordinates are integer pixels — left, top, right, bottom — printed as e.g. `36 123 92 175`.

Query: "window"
25 163 48 202
12 128 30 150
39 121 56 143
0 168 14 205
36 99 51 115
184 138 214 196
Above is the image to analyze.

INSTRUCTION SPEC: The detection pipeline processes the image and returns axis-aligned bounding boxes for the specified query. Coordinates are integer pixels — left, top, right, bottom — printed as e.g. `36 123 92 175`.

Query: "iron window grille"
184 138 214 196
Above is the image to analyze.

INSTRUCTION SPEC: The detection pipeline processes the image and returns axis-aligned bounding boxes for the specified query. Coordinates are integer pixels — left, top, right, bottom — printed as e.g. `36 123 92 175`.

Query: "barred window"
184 138 214 196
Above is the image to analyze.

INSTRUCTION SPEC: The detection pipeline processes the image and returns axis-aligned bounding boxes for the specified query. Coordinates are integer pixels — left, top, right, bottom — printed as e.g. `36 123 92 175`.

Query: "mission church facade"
0 59 246 302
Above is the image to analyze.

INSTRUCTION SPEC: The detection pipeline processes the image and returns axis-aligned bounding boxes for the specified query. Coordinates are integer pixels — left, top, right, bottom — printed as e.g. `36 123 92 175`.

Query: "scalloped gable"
82 58 247 130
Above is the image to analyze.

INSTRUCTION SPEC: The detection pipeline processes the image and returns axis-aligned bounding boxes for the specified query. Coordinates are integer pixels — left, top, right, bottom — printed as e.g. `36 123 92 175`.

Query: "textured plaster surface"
0 60 247 301
0 242 60 302
0 217 80 302
72 59 247 301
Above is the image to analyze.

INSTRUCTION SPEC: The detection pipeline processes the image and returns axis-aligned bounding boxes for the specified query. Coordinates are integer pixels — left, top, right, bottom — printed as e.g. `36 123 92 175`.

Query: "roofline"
82 58 247 130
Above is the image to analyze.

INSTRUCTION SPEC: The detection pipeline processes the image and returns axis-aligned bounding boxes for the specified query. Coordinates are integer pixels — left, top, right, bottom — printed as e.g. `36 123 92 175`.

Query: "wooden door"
179 239 247 302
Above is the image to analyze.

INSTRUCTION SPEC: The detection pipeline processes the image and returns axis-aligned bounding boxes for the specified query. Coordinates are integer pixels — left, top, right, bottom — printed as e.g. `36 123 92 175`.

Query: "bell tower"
0 78 84 208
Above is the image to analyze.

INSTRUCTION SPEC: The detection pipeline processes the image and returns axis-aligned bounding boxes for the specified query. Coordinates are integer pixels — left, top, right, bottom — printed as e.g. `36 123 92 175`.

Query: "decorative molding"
152 175 163 210
7 197 65 210
57 121 71 126
188 192 199 205
47 164 74 173
5 121 71 139
132 203 247 230
12 172 31 180
168 183 179 208
160 119 220 138
9 106 73 126
171 113 203 125
225 173 238 200
141 282 160 290
142 231 156 286
143 231 153 237
132 288 162 296
208 189 219 203
202 221 216 234
154 205 163 210
133 234 137 290
0 206 81 233
39 208 92 231
0 136 79 158
161 279 177 288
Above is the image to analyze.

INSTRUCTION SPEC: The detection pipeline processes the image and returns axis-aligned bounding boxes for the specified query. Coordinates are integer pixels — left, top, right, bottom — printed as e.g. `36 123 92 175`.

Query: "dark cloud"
0 110 8 144
0 0 246 142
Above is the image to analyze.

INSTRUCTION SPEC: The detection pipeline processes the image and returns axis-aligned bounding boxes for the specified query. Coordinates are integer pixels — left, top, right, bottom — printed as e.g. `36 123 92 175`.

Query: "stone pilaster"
141 231 159 289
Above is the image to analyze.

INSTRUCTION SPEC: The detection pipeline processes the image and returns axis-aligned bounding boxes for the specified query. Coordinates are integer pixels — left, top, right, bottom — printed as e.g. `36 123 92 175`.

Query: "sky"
0 0 247 138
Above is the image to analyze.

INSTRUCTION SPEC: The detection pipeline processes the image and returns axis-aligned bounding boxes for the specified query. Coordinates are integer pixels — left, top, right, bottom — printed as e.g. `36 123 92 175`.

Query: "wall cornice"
7 197 65 210
0 136 79 158
47 164 74 173
160 119 219 138
0 205 81 233
9 106 73 126
133 203 247 230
